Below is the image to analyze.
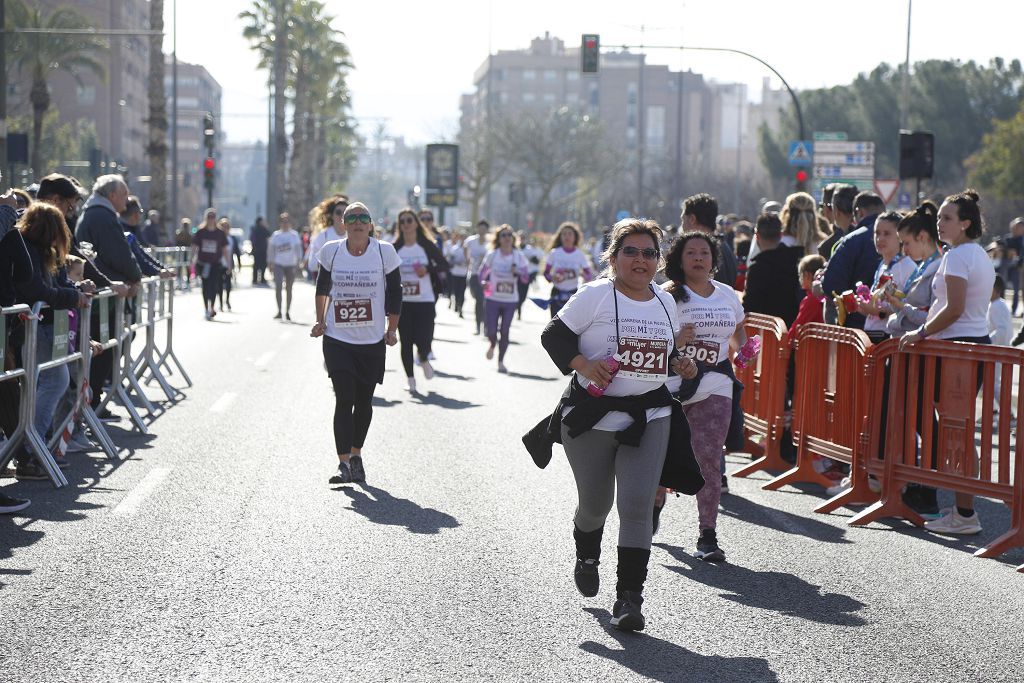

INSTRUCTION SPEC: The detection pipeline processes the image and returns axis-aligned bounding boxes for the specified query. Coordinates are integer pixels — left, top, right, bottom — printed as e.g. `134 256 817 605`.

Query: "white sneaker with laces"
924 508 982 535
407 377 417 393
826 476 852 497
421 360 434 380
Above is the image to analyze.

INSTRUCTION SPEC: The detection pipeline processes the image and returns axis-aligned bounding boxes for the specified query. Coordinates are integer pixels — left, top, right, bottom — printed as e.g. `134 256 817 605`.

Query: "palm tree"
240 0 293 217
7 0 106 177
146 0 168 236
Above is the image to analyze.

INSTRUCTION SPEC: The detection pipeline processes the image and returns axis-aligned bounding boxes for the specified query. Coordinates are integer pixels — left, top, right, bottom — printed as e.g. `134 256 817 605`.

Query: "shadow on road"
337 484 460 535
431 370 474 381
505 371 557 382
371 396 402 408
432 337 469 345
410 391 480 410
656 544 867 626
718 493 851 544
579 607 778 682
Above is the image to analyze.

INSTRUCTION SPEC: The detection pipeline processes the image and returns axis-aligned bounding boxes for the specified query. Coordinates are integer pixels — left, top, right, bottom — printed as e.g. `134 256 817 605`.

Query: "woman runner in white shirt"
545 221 594 318
479 225 528 373
305 195 348 279
310 201 401 485
268 212 304 320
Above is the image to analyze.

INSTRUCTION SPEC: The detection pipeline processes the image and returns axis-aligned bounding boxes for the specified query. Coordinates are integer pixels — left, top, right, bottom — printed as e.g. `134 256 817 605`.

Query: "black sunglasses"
344 213 372 225
400 216 417 224
620 246 659 260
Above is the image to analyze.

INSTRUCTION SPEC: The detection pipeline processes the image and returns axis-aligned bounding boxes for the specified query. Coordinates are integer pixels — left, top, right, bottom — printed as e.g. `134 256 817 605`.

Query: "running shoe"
694 529 726 562
574 558 600 597
609 591 645 631
67 430 93 453
96 408 120 423
497 362 508 374
273 312 282 320
285 312 291 321
721 474 729 493
329 461 353 485
15 461 48 481
349 455 365 483
407 378 417 394
0 492 30 514
924 508 982 535
486 344 495 360
421 360 435 380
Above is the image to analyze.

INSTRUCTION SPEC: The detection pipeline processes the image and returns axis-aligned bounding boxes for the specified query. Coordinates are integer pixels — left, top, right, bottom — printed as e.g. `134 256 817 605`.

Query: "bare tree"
146 0 168 238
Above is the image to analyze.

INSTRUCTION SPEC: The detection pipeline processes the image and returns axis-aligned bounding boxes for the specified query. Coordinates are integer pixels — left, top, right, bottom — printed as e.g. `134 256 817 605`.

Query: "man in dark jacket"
743 212 804 327
820 191 884 329
76 175 142 286
681 193 738 287
250 216 271 285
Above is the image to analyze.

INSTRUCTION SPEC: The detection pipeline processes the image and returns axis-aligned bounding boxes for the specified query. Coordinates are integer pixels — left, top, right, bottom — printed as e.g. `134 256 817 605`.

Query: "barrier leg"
80 403 120 460
762 437 836 491
815 465 879 514
732 428 792 479
115 383 149 434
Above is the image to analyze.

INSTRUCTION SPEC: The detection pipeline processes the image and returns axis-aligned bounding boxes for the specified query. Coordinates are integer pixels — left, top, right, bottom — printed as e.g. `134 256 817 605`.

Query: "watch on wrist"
916 326 928 339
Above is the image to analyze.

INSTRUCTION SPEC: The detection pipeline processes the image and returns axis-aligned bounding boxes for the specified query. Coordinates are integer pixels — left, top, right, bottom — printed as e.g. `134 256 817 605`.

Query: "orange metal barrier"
731 314 792 479
764 323 873 491
848 340 1024 571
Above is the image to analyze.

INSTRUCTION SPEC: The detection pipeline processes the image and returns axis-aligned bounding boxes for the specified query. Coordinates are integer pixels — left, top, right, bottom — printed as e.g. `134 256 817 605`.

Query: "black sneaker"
285 312 291 321
902 484 939 516
349 455 365 483
0 492 30 514
96 408 119 423
610 591 645 631
694 529 726 562
329 461 352 485
721 474 729 493
574 558 600 597
273 312 282 320
15 460 48 481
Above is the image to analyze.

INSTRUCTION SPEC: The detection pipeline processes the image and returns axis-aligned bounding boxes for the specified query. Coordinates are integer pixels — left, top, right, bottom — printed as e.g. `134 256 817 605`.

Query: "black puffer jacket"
16 242 80 325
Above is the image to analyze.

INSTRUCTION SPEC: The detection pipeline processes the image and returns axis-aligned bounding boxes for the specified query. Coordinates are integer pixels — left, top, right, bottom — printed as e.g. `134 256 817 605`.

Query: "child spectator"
988 275 1015 419
790 254 826 340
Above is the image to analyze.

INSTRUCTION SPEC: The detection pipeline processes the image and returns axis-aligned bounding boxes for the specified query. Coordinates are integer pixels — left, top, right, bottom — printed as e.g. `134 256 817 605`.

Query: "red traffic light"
585 38 597 49
204 158 215 170
795 169 808 183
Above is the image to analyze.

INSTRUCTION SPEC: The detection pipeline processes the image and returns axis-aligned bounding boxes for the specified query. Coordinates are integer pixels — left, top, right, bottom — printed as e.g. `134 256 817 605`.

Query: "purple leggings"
485 299 516 361
683 394 732 531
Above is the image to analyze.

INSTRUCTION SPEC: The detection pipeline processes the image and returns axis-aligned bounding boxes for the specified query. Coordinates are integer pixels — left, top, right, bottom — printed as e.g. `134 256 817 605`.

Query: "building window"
627 83 637 104
523 93 536 103
543 70 557 81
496 68 505 81
646 105 666 148
566 70 579 82
543 93 555 103
522 69 536 81
76 85 96 106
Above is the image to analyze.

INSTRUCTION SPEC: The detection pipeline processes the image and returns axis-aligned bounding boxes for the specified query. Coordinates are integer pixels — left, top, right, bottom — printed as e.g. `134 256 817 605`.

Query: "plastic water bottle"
734 334 762 370
855 281 871 302
586 356 621 397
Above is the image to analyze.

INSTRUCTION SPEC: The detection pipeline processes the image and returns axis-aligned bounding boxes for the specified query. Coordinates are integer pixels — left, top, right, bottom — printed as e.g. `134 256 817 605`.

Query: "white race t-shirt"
522 244 544 276
547 247 591 292
662 280 744 404
482 249 528 303
316 238 401 345
307 227 346 276
446 240 468 277
464 234 489 274
396 243 435 303
557 279 680 431
928 243 995 339
269 230 304 267
864 256 916 334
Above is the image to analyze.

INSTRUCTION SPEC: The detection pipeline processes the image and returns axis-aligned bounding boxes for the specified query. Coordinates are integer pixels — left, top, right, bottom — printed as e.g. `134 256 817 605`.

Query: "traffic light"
899 130 934 179
581 34 600 73
795 168 808 192
203 157 215 190
203 112 216 152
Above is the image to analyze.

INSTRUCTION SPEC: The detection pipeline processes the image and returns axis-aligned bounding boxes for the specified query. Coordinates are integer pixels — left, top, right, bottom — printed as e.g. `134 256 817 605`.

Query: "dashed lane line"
254 351 276 368
210 392 238 413
112 467 172 516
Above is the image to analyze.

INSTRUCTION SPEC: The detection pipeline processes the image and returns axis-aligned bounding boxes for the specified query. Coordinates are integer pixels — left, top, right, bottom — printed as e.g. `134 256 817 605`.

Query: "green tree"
7 0 106 176
966 101 1024 199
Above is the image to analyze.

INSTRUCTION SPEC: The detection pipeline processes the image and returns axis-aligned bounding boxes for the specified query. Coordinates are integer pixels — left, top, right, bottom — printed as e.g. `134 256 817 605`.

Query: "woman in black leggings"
190 208 228 320
310 201 402 484
392 208 449 393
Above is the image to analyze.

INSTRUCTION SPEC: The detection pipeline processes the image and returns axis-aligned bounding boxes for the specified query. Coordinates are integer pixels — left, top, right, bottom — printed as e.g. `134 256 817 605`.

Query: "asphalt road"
1 276 1021 683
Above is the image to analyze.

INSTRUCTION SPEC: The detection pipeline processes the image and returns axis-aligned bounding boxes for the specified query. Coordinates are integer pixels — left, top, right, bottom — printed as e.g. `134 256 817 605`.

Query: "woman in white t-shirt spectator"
479 225 528 373
393 208 449 393
659 232 746 562
545 221 594 318
900 189 995 536
310 201 401 485
856 211 917 343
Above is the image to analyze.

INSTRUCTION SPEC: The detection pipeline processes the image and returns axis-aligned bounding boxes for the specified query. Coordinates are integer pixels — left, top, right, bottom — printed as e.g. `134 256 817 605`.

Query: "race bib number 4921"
616 337 669 381
681 340 720 364
333 297 373 327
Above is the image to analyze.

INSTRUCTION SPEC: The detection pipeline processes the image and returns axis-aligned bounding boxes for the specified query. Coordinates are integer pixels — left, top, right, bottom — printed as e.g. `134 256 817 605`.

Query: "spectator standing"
856 212 917 343
819 183 857 257
140 210 162 247
681 193 737 288
1003 217 1024 315
884 203 943 337
820 191 885 329
250 216 271 286
790 254 826 339
742 213 805 327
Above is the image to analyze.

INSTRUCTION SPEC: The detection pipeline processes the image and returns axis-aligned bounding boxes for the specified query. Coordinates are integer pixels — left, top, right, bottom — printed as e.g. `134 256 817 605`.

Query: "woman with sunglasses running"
480 225 529 373
545 221 594 318
305 195 349 279
541 218 694 632
393 208 449 392
660 231 746 563
311 202 401 485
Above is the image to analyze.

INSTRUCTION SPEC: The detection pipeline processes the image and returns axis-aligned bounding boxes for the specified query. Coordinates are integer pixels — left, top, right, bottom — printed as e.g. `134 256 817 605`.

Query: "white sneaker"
924 508 982 535
66 430 93 453
407 377 417 393
486 344 495 360
826 477 852 497
421 360 434 380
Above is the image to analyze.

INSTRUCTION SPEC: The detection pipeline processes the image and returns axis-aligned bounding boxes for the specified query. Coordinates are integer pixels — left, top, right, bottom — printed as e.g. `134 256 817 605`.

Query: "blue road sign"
788 140 813 166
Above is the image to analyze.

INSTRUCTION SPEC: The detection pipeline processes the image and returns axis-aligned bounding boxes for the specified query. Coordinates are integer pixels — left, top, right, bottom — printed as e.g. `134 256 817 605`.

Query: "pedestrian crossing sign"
788 141 812 166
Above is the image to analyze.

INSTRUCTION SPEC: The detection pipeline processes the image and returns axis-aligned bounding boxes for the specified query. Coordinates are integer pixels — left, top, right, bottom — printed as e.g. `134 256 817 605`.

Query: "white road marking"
210 392 238 413
113 467 171 516
254 351 276 368
279 331 291 342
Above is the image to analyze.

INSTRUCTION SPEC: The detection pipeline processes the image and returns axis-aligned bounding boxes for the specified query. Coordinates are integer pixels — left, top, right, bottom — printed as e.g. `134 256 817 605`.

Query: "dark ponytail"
897 201 939 244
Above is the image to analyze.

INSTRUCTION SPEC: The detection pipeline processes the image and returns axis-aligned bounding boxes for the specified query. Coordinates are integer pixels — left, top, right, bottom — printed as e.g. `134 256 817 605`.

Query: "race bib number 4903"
681 340 720 364
616 337 669 381
333 298 373 327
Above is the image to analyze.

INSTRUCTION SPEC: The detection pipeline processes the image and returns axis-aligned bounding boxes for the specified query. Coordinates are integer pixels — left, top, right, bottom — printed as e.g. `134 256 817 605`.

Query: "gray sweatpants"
562 416 670 550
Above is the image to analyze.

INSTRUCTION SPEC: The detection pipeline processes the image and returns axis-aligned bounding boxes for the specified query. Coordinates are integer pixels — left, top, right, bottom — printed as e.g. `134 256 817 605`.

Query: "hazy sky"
164 0 1022 146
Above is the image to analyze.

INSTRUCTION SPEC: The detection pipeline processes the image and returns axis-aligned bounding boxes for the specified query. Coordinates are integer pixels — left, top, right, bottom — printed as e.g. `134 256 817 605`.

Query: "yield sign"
874 179 900 205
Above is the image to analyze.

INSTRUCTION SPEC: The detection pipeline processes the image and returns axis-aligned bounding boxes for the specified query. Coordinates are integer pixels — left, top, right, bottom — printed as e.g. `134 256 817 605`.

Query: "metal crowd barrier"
147 246 192 291
0 277 192 489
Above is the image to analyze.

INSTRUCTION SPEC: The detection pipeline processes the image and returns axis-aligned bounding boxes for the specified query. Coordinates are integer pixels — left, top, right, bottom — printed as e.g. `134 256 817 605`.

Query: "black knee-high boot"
573 525 603 598
611 546 650 631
